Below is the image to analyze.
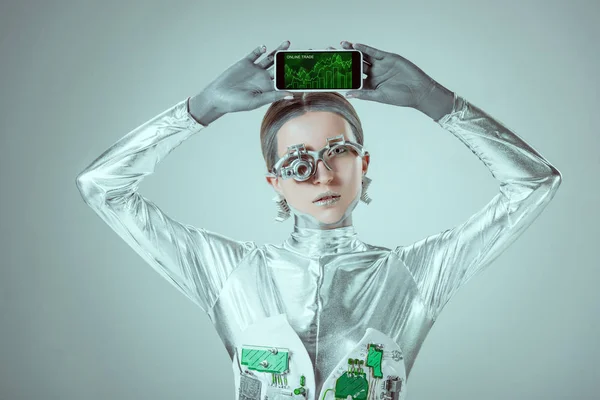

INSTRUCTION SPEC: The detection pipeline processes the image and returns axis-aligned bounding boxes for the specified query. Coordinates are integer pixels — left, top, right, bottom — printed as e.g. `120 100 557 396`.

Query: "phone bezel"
273 49 363 92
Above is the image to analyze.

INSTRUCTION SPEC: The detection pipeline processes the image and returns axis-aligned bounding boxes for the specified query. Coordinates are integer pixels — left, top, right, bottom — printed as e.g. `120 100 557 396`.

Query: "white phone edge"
273 49 363 92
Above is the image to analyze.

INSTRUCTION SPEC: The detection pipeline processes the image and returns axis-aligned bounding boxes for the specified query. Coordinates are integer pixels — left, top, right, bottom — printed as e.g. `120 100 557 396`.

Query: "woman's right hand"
189 41 295 126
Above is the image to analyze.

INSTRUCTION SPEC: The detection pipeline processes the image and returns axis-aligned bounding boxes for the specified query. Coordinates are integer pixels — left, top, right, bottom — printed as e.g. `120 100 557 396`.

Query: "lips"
314 195 340 202
313 191 341 203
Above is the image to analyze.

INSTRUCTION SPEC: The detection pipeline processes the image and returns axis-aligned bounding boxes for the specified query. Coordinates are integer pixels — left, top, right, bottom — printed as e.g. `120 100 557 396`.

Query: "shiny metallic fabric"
76 94 561 399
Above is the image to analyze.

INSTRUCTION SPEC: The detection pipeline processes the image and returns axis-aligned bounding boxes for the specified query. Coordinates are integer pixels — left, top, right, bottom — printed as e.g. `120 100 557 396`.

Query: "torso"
208 237 434 400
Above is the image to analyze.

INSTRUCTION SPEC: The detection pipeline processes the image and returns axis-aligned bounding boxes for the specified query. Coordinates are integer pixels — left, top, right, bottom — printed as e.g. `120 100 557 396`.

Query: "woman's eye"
330 147 347 156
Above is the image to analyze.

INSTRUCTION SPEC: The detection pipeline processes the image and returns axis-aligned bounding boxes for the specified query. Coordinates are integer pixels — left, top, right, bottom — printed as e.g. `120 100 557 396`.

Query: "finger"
340 41 353 50
351 43 386 60
341 40 374 64
362 62 371 75
268 67 274 80
257 40 291 69
246 45 267 62
345 90 379 101
256 53 275 69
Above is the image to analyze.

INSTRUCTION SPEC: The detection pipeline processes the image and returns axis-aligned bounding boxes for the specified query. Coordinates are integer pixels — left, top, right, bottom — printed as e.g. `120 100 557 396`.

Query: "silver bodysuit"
76 94 561 400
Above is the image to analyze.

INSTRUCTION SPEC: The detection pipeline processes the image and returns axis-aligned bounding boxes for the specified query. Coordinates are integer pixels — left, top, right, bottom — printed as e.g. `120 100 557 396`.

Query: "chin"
313 209 347 225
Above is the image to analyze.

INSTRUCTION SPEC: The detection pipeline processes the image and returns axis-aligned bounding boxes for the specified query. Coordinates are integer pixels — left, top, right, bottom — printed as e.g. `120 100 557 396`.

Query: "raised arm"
339 41 562 320
395 94 561 320
76 42 295 313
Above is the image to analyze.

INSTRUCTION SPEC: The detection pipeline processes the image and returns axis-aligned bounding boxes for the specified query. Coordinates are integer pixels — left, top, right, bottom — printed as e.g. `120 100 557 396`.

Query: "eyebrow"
279 143 320 155
285 135 348 149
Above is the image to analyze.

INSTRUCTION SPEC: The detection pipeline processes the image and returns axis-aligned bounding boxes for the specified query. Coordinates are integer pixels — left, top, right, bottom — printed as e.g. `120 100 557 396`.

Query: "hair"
260 92 364 172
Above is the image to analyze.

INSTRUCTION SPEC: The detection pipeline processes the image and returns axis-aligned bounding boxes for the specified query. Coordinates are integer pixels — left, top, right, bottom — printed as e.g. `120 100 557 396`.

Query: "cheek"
333 157 363 185
280 180 310 201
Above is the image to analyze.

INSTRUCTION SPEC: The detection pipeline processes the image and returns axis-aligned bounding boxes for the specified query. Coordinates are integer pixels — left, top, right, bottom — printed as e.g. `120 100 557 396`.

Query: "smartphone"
274 50 363 91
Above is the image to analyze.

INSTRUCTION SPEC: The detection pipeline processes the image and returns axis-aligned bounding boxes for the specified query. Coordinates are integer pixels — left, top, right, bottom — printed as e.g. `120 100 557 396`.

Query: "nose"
312 159 333 184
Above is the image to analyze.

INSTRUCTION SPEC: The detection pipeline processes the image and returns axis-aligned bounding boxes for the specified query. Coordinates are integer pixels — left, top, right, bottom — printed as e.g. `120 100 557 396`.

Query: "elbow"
548 166 562 190
536 166 562 199
75 172 104 207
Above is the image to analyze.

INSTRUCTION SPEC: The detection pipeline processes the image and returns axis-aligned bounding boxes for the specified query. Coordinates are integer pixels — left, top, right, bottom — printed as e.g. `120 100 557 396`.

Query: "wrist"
188 92 225 127
414 82 454 122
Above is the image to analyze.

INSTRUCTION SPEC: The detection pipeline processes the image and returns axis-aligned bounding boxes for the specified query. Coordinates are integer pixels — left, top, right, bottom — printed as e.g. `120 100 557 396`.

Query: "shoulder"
362 242 392 252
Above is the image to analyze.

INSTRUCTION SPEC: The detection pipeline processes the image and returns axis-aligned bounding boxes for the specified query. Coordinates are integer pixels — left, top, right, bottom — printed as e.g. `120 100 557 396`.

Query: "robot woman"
76 40 561 400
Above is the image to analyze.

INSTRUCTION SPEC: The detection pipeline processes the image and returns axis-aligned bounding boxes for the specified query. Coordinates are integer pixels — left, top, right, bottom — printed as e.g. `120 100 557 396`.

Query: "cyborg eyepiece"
268 135 367 182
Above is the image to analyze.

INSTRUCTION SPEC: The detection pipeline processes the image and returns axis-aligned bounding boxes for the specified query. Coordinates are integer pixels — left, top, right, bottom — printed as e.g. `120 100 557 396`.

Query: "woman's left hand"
338 41 451 115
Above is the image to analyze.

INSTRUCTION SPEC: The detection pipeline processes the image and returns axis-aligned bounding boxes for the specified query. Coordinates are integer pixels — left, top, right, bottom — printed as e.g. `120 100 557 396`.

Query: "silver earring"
360 175 372 204
273 193 291 222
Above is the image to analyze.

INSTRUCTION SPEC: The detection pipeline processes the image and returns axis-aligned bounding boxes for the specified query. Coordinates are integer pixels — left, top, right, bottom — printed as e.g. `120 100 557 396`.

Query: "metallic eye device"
267 135 367 182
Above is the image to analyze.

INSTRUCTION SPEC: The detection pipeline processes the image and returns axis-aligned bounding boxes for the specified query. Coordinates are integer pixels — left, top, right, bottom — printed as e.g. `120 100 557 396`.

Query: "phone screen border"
274 50 363 91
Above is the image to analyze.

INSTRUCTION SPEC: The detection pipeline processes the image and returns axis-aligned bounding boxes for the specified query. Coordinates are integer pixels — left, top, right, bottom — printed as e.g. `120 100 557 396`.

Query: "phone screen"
274 50 363 91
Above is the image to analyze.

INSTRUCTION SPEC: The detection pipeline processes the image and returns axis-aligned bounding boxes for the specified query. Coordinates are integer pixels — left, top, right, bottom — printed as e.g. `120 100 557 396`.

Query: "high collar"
283 224 366 256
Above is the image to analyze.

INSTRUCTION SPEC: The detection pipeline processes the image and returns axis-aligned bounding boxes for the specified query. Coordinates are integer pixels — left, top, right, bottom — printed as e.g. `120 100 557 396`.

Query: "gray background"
1 0 598 399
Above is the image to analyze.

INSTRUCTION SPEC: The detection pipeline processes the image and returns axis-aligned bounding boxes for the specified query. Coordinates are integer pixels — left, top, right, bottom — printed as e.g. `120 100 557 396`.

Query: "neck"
285 222 362 256
293 212 353 230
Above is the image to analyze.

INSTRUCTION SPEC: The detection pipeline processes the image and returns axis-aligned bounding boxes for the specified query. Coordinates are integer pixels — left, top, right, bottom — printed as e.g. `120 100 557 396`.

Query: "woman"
76 40 562 400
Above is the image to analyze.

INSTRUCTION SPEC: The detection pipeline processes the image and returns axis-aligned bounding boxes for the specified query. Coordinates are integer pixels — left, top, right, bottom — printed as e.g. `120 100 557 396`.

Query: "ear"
265 175 284 196
362 151 370 175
